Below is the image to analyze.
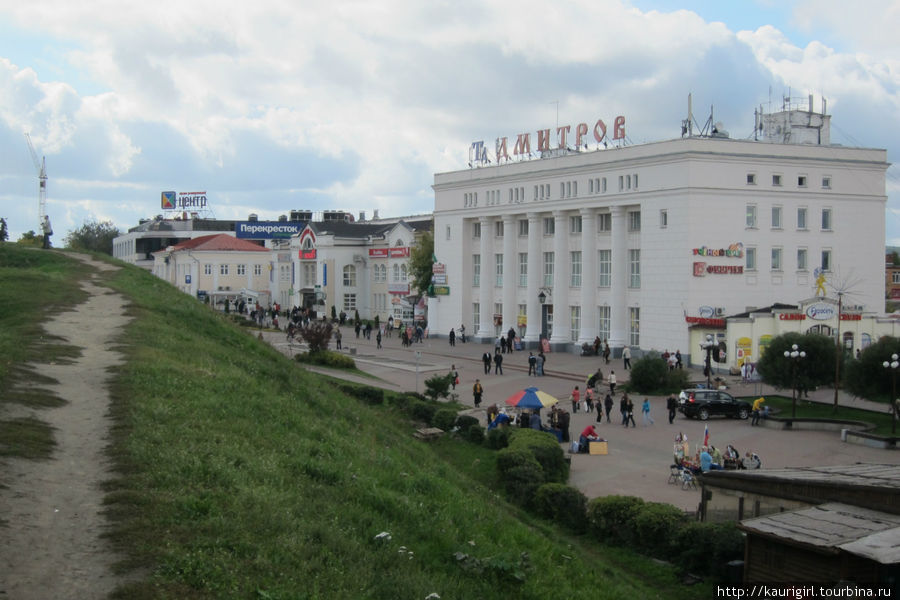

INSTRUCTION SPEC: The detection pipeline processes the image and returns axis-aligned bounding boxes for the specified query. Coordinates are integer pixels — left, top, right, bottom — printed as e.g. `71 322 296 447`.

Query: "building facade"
429 105 889 361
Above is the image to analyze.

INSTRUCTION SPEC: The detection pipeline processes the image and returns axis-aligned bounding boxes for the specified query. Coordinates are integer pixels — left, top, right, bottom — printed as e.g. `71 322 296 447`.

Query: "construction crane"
24 132 48 230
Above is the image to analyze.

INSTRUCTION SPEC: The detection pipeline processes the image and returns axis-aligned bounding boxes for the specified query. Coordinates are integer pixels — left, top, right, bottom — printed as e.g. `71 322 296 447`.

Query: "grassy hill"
1 245 708 599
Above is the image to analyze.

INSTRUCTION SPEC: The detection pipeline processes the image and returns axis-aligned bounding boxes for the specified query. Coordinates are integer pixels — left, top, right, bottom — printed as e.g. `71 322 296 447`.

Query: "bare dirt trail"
0 254 131 600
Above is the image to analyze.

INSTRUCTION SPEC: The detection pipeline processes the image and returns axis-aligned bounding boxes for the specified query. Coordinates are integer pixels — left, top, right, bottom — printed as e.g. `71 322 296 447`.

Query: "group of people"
494 327 519 354
673 432 761 474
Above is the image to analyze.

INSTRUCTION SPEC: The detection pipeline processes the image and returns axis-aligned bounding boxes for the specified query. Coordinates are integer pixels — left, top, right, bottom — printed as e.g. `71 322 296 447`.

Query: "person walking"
570 385 580 413
335 328 342 350
449 328 456 346
493 351 503 375
537 351 546 376
623 346 631 370
376 329 382 349
482 351 492 374
450 364 459 390
666 395 678 424
620 395 628 426
641 397 654 426
604 393 614 423
625 396 636 427
472 379 483 407
751 396 765 426
527 352 536 376
609 370 617 396
603 340 610 365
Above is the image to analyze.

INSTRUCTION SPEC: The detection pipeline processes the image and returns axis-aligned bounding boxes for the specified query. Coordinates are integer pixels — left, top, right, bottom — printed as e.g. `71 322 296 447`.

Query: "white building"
429 100 889 364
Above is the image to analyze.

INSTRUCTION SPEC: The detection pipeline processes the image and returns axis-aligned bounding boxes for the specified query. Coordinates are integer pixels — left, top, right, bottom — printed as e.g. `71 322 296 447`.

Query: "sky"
1 0 899 243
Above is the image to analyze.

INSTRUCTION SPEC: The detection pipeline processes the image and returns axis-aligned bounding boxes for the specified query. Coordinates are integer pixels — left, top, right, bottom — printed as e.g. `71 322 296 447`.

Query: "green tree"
16 230 42 247
756 332 837 397
843 336 900 407
408 229 434 297
63 219 120 255
0 217 8 242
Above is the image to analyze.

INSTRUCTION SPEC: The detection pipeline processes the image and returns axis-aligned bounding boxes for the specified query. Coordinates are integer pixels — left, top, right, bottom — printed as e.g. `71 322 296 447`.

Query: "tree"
755 332 838 396
843 336 900 406
408 229 434 297
298 321 333 353
63 219 120 255
16 230 42 247
0 217 8 242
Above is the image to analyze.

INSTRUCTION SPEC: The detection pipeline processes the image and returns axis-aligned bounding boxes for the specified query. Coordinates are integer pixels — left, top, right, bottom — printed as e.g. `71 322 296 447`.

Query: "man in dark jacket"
666 395 679 424
493 351 503 375
482 352 492 374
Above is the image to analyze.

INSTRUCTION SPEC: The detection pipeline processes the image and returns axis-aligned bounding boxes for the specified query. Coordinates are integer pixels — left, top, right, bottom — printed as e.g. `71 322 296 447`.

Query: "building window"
570 306 581 342
400 264 408 282
570 215 582 234
746 204 757 228
821 250 832 272
204 263 212 275
473 254 480 287
629 307 640 346
597 213 611 232
473 222 481 238
220 264 229 275
543 252 554 287
518 304 527 335
893 272 900 285
797 207 808 230
660 209 668 228
570 251 582 287
254 264 262 276
798 175 807 187
518 253 528 287
494 303 502 334
797 248 808 271
746 247 757 271
771 247 782 271
518 219 528 236
772 174 782 186
822 176 832 189
626 175 632 190
237 264 246 276
771 206 782 229
343 265 357 287
598 306 610 342
618 175 624 191
633 174 638 189
303 263 315 286
601 177 607 193
629 249 640 288
543 217 555 235
747 173 757 185
343 293 356 312
598 250 611 287
392 263 401 282
628 211 641 232
473 303 480 333
445 225 451 240
495 221 504 237
822 208 832 231
495 253 503 287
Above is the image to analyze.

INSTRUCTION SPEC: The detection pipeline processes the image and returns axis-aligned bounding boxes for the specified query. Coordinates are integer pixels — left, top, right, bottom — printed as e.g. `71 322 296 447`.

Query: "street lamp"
783 344 806 419
699 334 717 389
882 354 899 435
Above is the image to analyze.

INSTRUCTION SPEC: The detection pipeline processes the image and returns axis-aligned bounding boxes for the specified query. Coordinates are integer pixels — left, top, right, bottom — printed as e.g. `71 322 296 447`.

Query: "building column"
502 214 517 338
578 208 597 345
524 212 542 344
609 206 627 352
476 216 494 339
551 210 570 345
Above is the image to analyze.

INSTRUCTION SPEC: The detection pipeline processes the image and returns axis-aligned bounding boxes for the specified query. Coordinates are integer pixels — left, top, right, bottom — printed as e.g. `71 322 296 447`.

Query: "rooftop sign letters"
236 222 305 239
161 190 208 210
470 115 626 165
692 243 744 258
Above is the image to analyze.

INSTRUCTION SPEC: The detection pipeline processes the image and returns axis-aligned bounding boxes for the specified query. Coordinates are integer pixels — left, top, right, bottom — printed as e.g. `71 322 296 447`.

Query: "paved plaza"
266 326 897 511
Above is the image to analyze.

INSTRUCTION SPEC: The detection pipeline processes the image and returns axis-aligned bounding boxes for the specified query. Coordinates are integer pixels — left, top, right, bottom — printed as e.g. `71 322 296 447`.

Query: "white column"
524 212 542 343
476 216 494 339
551 210 570 344
609 206 627 351
578 208 597 344
502 215 517 337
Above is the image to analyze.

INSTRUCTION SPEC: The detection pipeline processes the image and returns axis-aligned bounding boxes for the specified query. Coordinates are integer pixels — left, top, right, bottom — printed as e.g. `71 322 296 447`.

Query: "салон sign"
470 116 626 164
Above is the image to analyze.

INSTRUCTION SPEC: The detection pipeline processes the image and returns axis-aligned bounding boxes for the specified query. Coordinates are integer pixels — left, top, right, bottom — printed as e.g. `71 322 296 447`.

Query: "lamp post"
699 334 716 389
783 344 806 419
538 290 547 341
882 354 899 435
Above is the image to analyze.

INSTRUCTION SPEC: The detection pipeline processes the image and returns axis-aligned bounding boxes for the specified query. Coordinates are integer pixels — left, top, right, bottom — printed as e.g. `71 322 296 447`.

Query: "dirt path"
0 254 130 600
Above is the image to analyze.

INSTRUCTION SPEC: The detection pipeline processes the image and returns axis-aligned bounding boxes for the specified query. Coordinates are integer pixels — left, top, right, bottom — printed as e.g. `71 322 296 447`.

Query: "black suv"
678 388 751 421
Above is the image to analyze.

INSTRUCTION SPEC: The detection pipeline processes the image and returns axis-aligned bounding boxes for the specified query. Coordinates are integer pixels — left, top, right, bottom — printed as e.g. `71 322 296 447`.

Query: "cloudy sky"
1 0 899 243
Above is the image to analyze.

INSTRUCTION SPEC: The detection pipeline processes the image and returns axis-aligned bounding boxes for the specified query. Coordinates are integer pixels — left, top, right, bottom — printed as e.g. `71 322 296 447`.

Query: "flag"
703 425 709 447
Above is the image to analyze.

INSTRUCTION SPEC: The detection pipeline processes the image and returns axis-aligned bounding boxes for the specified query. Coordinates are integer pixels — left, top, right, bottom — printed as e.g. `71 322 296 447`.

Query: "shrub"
294 350 355 369
630 502 686 558
431 408 458 432
465 423 485 444
495 448 544 505
627 356 668 394
673 521 744 578
485 427 511 450
409 399 438 424
337 384 384 405
424 374 453 401
455 415 479 431
587 495 646 545
533 483 587 531
508 429 568 483
297 321 333 353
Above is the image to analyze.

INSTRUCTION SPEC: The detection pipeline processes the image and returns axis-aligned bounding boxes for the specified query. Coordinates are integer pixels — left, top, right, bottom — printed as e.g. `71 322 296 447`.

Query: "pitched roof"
169 234 269 253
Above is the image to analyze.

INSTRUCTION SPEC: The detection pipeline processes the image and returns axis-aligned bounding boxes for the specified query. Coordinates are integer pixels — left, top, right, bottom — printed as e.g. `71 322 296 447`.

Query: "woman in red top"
579 424 600 452
571 385 581 413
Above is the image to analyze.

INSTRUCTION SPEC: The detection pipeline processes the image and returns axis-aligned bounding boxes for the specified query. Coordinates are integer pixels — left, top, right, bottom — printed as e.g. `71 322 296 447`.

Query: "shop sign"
691 243 744 258
236 221 304 239
433 286 450 295
698 306 715 318
778 313 805 320
806 303 836 320
840 313 862 321
693 262 744 276
389 247 410 258
685 316 725 327
300 249 317 260
368 248 389 258
432 262 446 274
388 283 410 294
432 274 447 285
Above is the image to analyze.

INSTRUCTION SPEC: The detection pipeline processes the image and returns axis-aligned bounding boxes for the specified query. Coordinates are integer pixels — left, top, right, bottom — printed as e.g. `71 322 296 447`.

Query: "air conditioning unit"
224 286 231 291
217 286 224 291
714 307 725 316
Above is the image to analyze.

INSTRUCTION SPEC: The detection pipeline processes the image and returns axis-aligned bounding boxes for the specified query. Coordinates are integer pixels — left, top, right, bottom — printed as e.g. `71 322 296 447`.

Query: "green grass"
740 394 897 436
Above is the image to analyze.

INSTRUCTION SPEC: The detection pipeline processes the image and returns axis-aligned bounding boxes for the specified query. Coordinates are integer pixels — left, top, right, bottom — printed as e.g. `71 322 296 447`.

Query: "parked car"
678 388 751 421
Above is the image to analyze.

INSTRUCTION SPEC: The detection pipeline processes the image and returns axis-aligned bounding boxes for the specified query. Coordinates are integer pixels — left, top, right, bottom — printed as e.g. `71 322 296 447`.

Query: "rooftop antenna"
24 133 47 230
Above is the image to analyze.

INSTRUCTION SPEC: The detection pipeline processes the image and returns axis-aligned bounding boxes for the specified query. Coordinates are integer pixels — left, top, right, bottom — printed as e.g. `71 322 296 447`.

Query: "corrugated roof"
703 463 900 491
169 234 269 253
740 503 900 563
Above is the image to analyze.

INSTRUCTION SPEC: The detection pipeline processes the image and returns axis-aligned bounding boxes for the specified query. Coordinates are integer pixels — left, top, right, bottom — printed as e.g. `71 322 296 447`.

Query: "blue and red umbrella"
505 387 560 409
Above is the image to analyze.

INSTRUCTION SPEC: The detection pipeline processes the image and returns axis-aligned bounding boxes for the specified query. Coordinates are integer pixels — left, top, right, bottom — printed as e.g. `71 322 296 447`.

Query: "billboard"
236 221 305 239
